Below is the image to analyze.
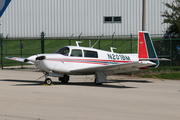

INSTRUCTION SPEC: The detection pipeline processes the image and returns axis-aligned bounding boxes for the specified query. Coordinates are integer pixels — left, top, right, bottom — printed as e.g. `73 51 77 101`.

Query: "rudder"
138 31 159 67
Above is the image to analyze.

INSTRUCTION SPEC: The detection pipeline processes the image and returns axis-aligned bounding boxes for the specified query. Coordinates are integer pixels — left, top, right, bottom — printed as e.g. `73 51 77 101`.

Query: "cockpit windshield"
54 47 69 56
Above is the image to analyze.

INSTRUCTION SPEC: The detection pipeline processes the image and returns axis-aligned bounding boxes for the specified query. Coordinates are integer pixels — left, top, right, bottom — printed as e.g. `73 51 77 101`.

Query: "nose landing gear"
45 78 52 85
43 72 69 85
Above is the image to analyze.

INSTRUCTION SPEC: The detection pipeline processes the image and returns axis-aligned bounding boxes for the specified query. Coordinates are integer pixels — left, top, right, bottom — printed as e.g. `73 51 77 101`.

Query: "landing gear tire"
58 77 62 81
45 78 52 85
94 78 102 85
60 75 69 84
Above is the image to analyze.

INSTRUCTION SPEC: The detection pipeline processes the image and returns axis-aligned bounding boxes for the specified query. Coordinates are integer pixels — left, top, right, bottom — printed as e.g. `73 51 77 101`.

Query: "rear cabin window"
70 49 82 57
84 50 98 58
54 47 69 56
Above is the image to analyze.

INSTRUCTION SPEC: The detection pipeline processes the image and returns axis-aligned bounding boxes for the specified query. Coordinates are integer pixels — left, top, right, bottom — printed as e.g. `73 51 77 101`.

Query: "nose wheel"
45 78 52 85
43 73 69 85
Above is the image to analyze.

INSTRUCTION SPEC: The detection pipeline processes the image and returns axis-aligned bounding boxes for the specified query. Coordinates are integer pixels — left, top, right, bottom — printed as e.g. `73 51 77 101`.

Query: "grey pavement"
0 68 180 120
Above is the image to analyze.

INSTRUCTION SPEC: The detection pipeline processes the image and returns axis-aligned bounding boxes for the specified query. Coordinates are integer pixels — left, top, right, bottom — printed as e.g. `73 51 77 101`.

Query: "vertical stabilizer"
138 31 159 67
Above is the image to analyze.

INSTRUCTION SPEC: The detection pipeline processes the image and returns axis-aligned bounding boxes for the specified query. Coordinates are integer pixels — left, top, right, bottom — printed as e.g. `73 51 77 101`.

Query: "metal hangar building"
0 0 173 38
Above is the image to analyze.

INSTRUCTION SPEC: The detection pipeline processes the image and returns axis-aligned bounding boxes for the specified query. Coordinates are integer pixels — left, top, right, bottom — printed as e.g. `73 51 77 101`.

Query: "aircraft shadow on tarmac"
0 79 153 89
108 79 153 83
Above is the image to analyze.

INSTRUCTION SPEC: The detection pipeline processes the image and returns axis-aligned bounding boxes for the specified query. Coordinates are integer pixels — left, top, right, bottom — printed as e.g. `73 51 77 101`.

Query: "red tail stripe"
138 32 148 58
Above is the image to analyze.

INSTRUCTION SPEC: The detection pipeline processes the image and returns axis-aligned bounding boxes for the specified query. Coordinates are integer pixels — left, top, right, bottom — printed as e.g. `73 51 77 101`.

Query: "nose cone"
27 55 37 62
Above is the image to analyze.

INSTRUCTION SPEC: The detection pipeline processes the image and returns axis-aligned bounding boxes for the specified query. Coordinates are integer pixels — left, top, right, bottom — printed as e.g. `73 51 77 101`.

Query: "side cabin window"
54 47 69 56
71 49 82 57
84 50 98 58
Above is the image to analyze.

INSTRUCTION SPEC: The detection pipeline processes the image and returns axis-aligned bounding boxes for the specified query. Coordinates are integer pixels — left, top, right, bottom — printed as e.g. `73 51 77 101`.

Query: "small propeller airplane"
6 31 162 85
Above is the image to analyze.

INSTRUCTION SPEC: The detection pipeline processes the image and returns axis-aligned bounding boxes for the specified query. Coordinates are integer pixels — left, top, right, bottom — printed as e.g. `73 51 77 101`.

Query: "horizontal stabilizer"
158 58 171 61
140 58 170 61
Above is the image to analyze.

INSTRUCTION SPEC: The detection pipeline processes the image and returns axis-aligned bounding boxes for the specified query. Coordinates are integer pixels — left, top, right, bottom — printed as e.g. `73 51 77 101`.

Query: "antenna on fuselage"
76 41 82 47
110 47 116 53
91 34 104 48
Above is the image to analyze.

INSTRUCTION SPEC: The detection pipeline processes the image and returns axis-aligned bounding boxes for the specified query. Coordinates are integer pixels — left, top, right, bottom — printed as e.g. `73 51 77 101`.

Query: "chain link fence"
0 32 178 70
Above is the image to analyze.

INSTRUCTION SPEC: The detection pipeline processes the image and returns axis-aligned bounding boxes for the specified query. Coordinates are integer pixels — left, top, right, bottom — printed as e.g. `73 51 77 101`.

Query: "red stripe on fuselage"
138 32 148 59
46 59 108 65
45 58 132 65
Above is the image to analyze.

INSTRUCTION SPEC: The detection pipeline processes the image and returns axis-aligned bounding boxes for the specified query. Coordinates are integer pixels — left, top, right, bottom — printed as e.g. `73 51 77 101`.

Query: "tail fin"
138 31 159 67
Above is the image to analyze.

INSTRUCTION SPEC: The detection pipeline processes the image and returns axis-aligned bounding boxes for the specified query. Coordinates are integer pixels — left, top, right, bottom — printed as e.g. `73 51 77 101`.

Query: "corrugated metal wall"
146 0 172 34
0 0 173 38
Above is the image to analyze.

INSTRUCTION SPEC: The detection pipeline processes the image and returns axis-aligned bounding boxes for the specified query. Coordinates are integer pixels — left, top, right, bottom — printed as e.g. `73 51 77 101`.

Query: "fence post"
99 34 104 49
69 34 73 45
41 31 45 53
5 34 9 63
112 32 115 47
131 33 133 53
20 40 25 68
0 33 3 70
78 32 82 41
91 34 104 48
169 35 172 73
131 33 133 75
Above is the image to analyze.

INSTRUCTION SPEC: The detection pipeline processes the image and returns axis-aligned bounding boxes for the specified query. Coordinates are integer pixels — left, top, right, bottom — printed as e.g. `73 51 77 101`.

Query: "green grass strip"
140 72 180 80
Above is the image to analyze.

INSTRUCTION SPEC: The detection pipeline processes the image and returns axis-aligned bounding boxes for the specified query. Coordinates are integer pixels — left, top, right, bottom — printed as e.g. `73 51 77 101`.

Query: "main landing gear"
94 78 102 85
58 75 69 84
94 72 107 85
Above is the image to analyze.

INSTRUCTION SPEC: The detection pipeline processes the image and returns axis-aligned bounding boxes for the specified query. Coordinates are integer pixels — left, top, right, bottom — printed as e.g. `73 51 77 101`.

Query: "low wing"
5 56 34 64
70 61 156 75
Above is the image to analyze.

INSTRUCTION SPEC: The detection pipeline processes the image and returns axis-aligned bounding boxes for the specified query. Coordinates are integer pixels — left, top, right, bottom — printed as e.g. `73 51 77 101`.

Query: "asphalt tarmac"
0 69 180 120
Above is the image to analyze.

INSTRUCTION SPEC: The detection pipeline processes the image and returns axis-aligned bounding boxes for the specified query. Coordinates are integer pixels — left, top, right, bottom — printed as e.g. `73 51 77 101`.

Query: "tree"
161 0 180 37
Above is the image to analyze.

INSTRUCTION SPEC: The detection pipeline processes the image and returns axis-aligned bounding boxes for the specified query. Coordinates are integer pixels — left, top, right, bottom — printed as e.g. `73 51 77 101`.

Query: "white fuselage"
27 46 142 75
